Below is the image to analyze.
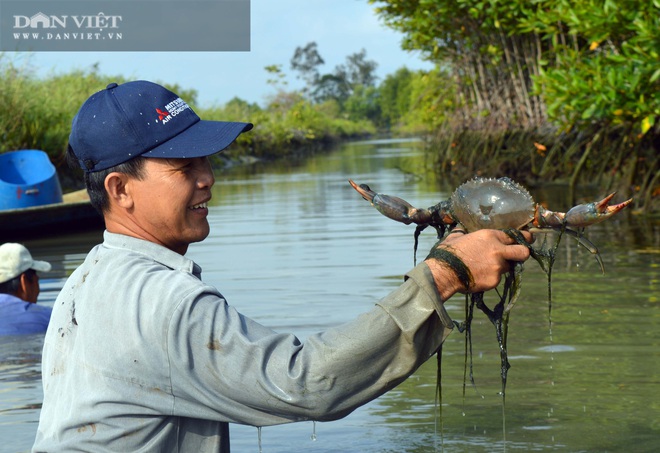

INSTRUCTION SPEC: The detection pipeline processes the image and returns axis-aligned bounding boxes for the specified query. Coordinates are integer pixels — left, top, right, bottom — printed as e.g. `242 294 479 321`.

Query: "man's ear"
104 172 133 209
16 273 35 303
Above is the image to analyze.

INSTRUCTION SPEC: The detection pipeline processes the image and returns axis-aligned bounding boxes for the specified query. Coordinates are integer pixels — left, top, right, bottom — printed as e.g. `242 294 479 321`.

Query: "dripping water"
461 294 481 407
434 345 443 453
530 228 568 429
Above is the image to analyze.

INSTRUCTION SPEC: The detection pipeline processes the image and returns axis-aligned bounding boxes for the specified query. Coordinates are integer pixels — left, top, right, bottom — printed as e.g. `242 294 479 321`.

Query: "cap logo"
156 97 191 124
156 108 169 121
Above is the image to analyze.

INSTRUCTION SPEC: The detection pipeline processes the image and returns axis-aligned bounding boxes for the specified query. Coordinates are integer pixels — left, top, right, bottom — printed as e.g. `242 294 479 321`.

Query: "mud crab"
349 177 632 263
349 176 632 401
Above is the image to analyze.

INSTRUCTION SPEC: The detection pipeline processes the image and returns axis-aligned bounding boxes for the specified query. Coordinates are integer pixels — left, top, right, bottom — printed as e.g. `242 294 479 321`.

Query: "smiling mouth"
190 202 208 210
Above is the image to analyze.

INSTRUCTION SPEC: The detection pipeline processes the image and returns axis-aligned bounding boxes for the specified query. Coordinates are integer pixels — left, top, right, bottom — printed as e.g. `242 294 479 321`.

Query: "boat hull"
0 189 104 240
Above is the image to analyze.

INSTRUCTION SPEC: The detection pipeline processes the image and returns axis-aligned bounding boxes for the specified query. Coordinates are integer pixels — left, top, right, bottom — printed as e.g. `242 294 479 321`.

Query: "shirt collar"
102 231 203 279
0 293 24 304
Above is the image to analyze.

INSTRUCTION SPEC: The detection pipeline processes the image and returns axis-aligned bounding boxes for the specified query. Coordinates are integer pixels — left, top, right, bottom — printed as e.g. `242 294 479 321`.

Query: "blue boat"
0 150 103 239
0 149 64 210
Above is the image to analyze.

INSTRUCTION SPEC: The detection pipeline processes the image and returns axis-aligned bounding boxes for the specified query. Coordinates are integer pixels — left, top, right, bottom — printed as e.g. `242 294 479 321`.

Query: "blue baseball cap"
69 80 253 173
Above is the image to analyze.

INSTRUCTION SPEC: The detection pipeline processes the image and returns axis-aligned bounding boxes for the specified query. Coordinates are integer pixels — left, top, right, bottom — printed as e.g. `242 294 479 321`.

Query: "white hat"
0 243 52 284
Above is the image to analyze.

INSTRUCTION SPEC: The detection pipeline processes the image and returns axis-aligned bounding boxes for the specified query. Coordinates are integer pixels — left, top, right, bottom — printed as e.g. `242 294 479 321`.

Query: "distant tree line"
259 41 450 136
0 54 375 188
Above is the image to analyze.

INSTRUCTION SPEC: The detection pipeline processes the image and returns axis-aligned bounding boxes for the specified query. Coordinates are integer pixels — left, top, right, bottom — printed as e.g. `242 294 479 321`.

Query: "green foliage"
370 0 660 135
371 0 548 129
372 66 458 134
236 97 374 159
398 68 459 134
264 64 288 90
378 67 414 129
0 60 120 161
0 56 375 178
370 0 659 210
520 0 660 133
343 85 381 124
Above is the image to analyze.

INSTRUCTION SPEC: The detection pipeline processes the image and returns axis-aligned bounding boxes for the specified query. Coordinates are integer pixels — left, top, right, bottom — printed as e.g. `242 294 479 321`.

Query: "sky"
8 0 433 107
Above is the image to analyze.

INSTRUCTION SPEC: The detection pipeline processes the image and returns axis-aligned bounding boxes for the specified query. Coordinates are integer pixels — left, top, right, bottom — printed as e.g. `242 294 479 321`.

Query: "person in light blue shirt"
0 243 52 335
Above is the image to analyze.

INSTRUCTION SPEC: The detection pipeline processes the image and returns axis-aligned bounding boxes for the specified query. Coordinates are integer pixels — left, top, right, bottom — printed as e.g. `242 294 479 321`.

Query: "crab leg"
349 179 434 226
534 193 632 228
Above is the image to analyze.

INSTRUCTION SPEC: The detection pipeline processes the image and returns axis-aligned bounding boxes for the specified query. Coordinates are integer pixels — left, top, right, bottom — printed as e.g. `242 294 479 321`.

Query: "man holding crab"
33 80 532 452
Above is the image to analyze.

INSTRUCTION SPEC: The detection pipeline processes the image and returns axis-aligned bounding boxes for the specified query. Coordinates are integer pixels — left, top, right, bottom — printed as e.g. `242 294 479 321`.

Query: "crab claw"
349 179 432 225
563 193 633 227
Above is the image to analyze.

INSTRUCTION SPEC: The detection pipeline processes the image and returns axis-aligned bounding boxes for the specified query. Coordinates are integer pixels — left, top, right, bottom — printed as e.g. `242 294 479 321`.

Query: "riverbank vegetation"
369 0 659 211
0 46 432 188
0 55 375 188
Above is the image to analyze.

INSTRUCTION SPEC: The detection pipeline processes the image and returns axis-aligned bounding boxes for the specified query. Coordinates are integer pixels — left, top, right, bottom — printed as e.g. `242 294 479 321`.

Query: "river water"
1 138 659 452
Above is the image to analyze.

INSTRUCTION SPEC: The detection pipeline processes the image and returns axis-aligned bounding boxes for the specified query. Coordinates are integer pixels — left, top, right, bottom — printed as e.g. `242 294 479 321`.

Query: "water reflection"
0 334 46 453
1 138 659 452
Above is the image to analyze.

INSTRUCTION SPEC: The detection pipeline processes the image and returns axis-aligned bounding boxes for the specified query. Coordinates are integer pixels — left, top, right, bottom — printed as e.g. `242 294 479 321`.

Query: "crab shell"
450 177 535 232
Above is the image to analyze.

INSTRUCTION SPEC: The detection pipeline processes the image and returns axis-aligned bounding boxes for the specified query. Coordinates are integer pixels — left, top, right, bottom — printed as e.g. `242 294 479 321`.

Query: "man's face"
123 157 215 254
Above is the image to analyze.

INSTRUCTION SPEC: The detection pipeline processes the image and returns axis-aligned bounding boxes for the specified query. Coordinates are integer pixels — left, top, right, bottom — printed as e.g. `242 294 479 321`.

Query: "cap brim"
31 260 52 273
142 120 253 160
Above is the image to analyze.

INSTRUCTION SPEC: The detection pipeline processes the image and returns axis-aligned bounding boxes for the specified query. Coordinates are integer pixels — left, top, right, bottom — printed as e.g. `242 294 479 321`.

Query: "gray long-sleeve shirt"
33 231 454 452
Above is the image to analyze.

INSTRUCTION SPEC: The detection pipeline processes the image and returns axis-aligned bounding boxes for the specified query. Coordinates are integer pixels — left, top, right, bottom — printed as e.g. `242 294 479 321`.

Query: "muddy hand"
425 229 532 300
